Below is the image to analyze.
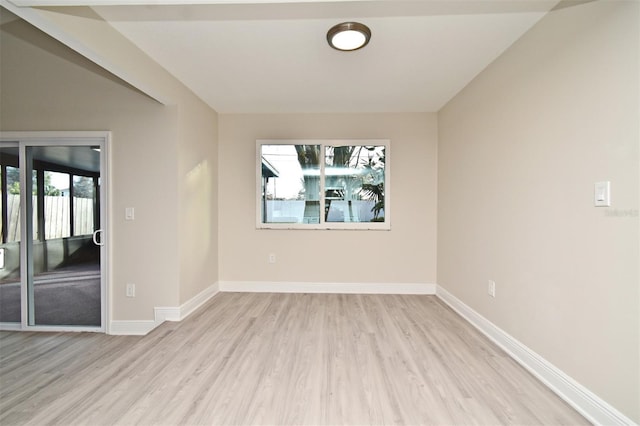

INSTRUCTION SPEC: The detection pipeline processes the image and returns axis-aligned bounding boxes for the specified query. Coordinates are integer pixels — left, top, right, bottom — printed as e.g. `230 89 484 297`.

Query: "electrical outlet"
268 253 276 264
126 283 136 298
488 280 496 298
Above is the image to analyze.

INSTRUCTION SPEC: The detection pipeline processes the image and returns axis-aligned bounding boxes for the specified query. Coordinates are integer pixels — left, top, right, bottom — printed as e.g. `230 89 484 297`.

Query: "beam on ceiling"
1 0 175 105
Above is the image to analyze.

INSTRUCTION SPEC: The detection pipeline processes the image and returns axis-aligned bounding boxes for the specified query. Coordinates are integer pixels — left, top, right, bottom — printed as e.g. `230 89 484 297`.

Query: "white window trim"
256 139 390 230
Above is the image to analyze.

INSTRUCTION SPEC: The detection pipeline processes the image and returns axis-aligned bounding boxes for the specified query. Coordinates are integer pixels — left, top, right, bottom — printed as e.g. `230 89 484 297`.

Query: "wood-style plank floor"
0 293 589 425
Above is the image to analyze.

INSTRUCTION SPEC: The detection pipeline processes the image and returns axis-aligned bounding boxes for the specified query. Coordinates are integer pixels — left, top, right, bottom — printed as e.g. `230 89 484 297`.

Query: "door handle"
92 229 104 246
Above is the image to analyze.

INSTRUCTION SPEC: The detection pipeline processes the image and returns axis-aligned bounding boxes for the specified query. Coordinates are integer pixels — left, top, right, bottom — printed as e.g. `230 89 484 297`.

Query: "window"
257 140 389 230
44 171 71 239
0 160 98 243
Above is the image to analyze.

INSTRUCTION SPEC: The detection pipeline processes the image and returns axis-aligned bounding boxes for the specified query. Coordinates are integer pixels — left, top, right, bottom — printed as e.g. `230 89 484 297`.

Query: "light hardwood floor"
0 293 589 425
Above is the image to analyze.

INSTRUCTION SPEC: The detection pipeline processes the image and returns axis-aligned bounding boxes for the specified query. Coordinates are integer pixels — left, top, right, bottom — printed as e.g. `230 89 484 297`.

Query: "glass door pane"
26 145 102 327
0 145 21 323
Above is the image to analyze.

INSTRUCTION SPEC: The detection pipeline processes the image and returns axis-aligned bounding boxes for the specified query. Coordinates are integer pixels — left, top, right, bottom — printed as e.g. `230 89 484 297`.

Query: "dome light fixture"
327 22 371 51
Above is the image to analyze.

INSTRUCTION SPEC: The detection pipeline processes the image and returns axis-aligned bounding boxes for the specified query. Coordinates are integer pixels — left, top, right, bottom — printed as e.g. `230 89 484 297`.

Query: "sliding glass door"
0 133 108 331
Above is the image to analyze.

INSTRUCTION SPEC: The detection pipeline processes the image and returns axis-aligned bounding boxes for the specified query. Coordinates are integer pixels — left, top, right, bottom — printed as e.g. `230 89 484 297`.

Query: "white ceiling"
12 0 564 113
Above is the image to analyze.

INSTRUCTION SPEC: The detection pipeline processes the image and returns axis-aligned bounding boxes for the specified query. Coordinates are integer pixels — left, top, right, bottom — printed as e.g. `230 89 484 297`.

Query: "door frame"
0 131 110 333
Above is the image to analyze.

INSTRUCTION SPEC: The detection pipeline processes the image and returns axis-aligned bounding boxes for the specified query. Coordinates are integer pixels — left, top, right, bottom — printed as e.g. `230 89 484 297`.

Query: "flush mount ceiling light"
327 22 371 51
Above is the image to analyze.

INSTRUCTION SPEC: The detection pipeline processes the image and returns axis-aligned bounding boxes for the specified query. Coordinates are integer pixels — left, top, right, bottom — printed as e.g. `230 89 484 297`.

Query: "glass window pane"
260 144 320 224
32 170 40 241
0 160 20 320
5 166 21 242
73 176 95 236
0 166 38 241
44 171 70 239
325 145 385 223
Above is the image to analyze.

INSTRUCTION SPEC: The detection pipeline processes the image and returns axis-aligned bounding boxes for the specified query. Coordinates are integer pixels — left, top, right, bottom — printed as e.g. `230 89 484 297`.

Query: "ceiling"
6 0 565 113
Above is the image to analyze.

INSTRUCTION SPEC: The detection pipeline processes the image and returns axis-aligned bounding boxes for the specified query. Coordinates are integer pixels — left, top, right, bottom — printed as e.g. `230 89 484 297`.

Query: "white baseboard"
153 306 180 323
156 282 219 322
218 281 436 294
436 285 637 426
109 282 219 336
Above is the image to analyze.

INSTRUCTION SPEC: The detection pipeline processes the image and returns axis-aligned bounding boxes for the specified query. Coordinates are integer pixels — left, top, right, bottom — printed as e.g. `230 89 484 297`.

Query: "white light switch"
125 207 135 220
126 283 136 297
594 181 611 207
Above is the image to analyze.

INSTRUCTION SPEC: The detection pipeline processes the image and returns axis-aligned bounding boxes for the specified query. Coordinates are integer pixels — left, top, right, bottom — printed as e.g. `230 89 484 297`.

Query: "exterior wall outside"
437 1 639 421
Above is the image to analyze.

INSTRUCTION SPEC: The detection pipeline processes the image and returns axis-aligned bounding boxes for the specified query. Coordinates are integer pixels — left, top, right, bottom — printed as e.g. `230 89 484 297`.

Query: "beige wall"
0 15 219 320
438 1 639 422
218 113 437 285
177 96 219 304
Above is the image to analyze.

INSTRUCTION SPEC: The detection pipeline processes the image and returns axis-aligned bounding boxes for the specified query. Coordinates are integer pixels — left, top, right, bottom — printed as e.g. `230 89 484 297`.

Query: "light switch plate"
125 207 135 220
594 181 611 207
